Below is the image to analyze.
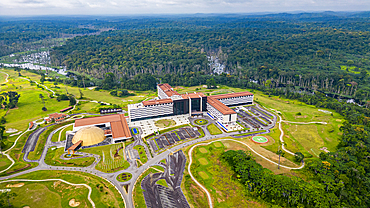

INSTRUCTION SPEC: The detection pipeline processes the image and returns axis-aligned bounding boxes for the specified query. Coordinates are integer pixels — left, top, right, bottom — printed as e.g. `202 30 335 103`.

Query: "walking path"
20 77 56 97
0 71 9 84
0 178 95 207
187 138 305 208
0 129 30 174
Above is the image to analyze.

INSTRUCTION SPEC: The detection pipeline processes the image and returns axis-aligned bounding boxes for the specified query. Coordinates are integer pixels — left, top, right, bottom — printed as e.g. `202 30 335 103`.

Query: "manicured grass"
156 179 168 187
207 123 222 135
197 127 205 138
116 172 132 182
28 121 74 160
133 145 148 166
187 141 269 208
0 182 77 208
51 125 73 142
0 130 38 176
71 101 100 114
198 171 209 179
194 119 208 125
198 158 209 165
44 147 95 167
154 119 176 128
10 170 124 208
81 143 130 173
198 147 208 153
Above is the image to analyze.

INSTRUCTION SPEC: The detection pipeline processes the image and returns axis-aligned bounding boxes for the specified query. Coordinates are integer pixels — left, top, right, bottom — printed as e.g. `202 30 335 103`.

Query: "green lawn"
28 121 74 160
133 145 148 166
207 123 222 135
81 143 130 173
116 172 132 182
154 119 176 128
0 130 38 176
7 170 125 208
44 147 95 167
187 141 268 208
51 124 73 142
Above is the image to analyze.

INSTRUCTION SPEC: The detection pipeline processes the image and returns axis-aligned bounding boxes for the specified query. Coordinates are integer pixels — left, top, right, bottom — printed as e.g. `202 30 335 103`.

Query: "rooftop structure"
157 83 180 98
142 98 173 106
74 114 132 142
129 83 253 128
72 126 105 146
207 97 236 115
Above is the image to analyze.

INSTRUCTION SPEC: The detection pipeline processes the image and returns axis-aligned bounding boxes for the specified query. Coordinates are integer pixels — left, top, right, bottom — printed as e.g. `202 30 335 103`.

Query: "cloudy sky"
0 0 369 16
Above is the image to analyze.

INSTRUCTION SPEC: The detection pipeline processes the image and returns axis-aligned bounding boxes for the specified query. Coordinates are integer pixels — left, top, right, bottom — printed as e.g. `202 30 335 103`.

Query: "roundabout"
251 135 269 144
194 119 208 125
117 172 132 182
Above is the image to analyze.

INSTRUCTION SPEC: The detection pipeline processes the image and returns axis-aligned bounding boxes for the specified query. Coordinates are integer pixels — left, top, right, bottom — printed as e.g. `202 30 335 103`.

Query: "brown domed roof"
72 126 105 146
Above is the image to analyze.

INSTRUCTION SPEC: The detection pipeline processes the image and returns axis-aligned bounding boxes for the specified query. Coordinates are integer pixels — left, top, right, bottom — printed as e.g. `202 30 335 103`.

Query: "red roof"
29 122 34 129
207 97 236 115
68 140 82 150
74 114 132 139
49 113 66 119
208 91 253 100
158 84 180 97
142 98 173 106
181 92 206 99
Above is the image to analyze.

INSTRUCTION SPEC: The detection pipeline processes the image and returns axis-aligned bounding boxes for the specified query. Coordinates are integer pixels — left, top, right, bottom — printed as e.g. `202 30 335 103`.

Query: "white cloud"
0 0 370 15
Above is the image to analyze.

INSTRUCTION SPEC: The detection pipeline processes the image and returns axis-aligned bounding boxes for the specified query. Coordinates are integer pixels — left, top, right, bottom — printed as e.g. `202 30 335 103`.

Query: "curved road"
0 178 95 207
0 104 313 208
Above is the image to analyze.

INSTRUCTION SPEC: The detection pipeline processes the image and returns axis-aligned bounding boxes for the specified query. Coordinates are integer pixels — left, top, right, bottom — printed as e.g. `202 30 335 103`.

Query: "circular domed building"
72 126 105 146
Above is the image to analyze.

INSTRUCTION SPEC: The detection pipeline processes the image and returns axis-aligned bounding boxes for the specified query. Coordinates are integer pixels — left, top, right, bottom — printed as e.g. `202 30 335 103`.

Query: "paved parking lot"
149 127 200 153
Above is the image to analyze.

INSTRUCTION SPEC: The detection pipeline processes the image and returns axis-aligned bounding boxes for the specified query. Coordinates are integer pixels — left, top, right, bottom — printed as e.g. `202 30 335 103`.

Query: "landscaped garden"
194 119 208 125
133 145 148 166
154 119 176 128
187 141 269 207
116 172 132 182
206 123 222 135
6 170 125 208
44 147 95 167
81 143 130 173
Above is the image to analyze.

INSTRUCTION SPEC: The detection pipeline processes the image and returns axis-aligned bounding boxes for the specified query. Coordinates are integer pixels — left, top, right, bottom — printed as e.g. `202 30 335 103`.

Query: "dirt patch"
69 199 80 207
336 119 342 122
6 183 24 188
199 147 208 153
198 158 209 165
23 206 30 208
198 171 209 179
295 115 307 119
213 142 222 147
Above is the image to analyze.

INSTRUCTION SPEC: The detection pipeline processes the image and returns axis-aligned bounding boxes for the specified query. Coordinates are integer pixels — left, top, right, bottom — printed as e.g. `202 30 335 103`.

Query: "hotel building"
128 84 253 131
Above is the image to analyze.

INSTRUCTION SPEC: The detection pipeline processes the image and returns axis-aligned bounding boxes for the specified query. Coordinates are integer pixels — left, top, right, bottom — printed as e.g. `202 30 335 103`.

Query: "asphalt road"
0 107 279 208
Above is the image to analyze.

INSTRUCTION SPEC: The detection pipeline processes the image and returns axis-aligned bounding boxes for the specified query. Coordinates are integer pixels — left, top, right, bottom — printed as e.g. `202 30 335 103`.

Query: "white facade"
157 85 169 99
128 102 174 122
218 95 254 106
206 103 237 124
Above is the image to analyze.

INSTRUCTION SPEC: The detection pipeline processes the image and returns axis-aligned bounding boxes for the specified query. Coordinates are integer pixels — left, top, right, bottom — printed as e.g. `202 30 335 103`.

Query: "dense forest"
223 84 370 207
4 13 370 207
47 13 370 103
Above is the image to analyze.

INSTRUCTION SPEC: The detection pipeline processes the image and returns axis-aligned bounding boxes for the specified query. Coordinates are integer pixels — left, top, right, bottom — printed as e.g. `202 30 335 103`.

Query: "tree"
294 152 304 163
277 147 285 169
69 95 76 106
39 94 46 111
79 88 83 99
206 78 216 89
